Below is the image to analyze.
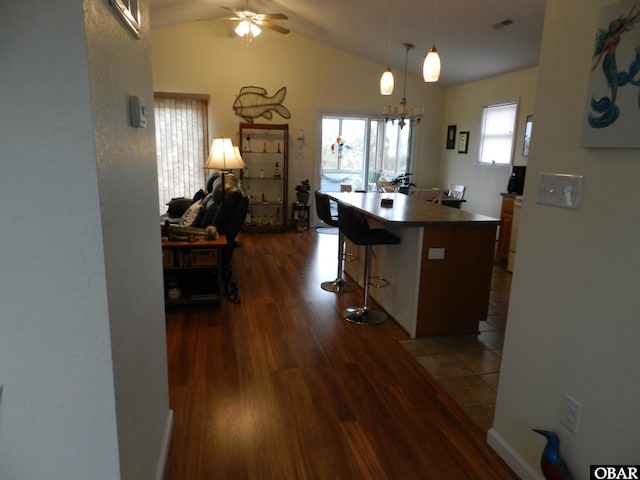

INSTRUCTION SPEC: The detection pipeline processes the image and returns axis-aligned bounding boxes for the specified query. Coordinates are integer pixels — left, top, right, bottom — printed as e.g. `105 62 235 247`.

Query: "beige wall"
442 68 538 218
489 0 640 477
151 20 445 206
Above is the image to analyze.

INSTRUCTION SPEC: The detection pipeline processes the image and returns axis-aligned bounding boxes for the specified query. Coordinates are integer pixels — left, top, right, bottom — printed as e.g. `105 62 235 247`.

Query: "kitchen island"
328 192 500 337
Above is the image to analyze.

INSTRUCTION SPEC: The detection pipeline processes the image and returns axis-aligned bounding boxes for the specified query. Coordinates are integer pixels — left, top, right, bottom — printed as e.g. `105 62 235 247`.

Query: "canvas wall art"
580 0 640 148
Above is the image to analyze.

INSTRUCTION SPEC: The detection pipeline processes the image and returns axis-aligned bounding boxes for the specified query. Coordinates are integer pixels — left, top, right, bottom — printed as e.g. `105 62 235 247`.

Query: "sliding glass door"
319 113 413 192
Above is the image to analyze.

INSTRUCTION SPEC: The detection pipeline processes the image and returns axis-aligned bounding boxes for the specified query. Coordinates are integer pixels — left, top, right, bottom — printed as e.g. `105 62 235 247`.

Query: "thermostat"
129 95 147 128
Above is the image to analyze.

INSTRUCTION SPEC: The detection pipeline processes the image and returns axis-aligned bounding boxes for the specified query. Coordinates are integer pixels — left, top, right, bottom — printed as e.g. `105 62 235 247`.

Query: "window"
153 92 210 213
319 113 412 192
479 102 518 165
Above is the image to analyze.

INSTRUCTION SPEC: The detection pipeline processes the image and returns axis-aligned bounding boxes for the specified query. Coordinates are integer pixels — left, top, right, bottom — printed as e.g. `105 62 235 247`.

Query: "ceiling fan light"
235 20 251 36
249 22 262 37
423 44 441 82
380 67 394 95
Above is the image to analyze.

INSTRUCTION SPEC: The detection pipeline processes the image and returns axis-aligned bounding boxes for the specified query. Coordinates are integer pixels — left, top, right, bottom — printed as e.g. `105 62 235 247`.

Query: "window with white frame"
479 101 518 165
319 113 412 192
153 92 210 213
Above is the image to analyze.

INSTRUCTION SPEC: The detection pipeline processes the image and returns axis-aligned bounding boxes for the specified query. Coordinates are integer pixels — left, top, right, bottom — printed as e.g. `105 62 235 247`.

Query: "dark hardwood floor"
164 230 517 479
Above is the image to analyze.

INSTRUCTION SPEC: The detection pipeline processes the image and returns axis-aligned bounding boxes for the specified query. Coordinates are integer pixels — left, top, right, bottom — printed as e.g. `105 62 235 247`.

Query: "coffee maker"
507 166 526 195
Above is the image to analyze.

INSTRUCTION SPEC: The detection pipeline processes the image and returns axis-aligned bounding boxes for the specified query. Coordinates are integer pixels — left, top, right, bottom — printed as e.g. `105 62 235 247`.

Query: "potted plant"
295 179 311 205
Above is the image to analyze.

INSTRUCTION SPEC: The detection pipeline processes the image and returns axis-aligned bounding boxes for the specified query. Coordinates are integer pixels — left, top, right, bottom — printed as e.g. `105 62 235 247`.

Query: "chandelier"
382 43 423 129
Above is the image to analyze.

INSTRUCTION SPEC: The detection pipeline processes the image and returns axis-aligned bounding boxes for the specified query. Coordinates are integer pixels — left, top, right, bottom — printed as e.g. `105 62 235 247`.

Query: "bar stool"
314 191 358 293
337 203 401 325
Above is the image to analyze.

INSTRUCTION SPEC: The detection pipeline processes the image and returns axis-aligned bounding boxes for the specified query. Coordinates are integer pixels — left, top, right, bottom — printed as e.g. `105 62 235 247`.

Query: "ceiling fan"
221 4 289 40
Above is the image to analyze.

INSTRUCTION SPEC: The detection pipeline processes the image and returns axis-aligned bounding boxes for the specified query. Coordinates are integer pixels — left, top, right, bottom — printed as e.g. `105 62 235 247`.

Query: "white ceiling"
148 0 546 86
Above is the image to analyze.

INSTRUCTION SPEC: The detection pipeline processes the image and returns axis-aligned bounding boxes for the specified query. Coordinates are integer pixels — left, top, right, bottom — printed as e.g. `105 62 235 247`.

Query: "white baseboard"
487 427 541 480
155 409 174 480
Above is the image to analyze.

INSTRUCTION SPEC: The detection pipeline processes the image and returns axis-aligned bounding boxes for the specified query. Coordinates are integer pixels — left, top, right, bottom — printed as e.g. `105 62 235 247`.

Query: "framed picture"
110 0 141 38
446 125 457 149
458 131 469 154
580 0 640 147
522 115 533 156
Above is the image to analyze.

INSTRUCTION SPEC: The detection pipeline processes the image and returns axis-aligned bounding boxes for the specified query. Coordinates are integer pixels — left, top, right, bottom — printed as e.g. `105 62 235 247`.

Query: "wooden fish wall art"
233 86 291 123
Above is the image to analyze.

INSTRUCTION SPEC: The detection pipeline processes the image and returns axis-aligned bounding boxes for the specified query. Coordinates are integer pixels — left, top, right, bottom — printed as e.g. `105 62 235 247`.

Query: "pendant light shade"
380 0 395 95
423 44 441 83
380 67 395 95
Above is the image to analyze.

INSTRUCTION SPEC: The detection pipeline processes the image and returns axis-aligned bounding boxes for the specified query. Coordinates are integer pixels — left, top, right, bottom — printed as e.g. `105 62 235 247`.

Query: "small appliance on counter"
507 165 526 195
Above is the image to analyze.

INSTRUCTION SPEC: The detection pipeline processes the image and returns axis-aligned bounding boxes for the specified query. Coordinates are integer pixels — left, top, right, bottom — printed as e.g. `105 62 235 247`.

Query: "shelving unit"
239 123 288 232
162 236 226 308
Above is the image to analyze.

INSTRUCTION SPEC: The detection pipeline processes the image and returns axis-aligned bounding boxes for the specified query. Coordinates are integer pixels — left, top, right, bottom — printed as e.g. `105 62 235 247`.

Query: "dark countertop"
327 192 500 227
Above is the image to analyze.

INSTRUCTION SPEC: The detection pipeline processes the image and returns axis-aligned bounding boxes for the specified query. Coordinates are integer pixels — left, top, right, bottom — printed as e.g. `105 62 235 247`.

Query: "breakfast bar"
328 192 500 337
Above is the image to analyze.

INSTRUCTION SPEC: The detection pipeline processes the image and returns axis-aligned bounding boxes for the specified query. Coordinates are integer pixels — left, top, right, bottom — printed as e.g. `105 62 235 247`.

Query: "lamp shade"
380 67 394 95
205 138 245 170
423 44 441 82
233 146 246 168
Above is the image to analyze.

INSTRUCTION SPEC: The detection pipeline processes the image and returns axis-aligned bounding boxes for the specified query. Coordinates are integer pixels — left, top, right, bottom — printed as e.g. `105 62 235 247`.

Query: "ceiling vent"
491 18 518 30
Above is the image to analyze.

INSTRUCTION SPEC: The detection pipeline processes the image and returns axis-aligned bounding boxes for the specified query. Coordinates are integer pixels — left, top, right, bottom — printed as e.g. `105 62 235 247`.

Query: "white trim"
487 428 542 480
155 409 174 480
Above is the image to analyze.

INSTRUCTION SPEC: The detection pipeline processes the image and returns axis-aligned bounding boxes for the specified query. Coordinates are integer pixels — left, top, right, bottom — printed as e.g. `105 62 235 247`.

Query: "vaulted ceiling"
148 0 546 86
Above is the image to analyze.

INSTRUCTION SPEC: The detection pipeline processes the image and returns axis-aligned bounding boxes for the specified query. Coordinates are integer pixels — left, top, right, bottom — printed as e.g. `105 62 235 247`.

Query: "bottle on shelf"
260 168 265 178
274 162 281 178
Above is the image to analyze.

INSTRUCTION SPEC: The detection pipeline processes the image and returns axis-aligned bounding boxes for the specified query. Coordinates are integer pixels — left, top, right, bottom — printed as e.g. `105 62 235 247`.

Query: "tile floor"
399 260 512 431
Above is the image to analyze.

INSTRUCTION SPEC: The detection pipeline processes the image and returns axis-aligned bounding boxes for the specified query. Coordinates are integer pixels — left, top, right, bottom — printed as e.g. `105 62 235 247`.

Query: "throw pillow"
166 198 192 217
180 200 203 226
192 189 206 203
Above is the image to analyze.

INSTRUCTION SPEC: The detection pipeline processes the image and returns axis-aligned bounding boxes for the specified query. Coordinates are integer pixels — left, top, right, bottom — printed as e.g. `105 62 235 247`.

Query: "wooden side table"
291 203 310 231
161 236 227 307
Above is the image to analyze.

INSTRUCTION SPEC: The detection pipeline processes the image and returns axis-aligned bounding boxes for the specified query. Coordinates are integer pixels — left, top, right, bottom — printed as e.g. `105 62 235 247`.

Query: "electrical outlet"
560 393 582 434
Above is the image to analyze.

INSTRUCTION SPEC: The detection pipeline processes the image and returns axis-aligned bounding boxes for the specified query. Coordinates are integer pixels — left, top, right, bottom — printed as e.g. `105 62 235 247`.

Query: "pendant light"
382 43 423 129
423 45 441 82
423 0 441 82
379 0 395 95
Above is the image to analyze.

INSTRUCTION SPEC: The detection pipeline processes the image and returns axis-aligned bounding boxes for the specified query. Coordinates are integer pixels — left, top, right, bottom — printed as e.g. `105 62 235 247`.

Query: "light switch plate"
536 173 585 210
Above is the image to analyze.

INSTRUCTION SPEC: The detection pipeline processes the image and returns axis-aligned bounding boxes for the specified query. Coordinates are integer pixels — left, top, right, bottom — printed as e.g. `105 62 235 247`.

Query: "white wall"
151 20 445 205
0 1 170 479
490 0 640 478
441 67 538 218
84 1 172 478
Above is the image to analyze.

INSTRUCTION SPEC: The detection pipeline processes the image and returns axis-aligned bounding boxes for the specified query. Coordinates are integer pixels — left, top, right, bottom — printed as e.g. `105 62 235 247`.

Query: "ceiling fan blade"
261 21 290 34
258 13 288 20
219 6 239 15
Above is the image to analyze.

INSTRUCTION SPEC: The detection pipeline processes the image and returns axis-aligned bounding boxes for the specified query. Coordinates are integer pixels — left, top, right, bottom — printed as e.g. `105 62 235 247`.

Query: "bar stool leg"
321 231 357 293
343 245 387 325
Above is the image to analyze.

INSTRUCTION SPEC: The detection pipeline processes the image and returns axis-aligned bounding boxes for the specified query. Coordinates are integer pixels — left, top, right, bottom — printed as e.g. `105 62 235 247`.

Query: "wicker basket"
190 248 218 266
162 249 174 268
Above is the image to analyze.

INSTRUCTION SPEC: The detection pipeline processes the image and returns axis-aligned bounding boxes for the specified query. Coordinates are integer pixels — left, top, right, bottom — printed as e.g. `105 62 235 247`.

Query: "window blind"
153 93 209 214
